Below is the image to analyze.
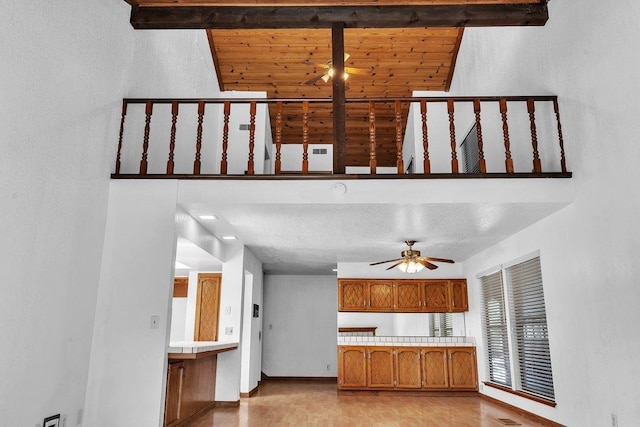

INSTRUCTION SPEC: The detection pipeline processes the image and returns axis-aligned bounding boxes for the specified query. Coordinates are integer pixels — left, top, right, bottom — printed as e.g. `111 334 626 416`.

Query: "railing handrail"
122 95 558 105
114 95 568 178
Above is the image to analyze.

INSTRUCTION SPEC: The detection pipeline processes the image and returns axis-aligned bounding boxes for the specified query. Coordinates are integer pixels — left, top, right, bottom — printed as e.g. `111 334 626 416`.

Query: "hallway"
189 380 551 427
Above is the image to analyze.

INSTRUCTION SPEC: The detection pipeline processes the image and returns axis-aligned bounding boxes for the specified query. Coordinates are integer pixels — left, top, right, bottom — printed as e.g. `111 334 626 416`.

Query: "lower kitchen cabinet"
165 362 184 426
421 348 449 389
396 348 422 389
448 347 478 389
338 346 477 392
367 347 395 388
338 346 367 388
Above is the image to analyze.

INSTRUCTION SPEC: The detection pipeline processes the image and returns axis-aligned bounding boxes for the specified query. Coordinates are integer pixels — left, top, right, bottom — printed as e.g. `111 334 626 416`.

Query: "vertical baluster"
499 98 514 174
473 99 487 174
275 101 283 175
447 99 459 173
247 101 256 175
395 100 404 174
140 101 153 175
369 100 377 174
302 101 309 174
220 101 230 175
166 101 178 175
527 98 542 173
115 101 127 174
193 101 204 174
553 98 567 173
420 99 430 174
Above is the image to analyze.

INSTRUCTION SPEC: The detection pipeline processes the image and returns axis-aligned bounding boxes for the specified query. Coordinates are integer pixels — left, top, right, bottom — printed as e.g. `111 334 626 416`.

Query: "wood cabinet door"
449 280 469 312
338 280 367 311
338 347 367 388
421 348 449 389
367 347 395 388
423 281 450 312
448 347 478 390
395 281 423 312
194 273 221 341
165 362 184 427
367 281 394 311
395 348 422 389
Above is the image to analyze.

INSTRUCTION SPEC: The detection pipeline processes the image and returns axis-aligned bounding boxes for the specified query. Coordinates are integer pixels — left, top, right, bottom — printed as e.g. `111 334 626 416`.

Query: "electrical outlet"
225 327 233 335
611 413 618 427
225 306 232 315
326 364 330 370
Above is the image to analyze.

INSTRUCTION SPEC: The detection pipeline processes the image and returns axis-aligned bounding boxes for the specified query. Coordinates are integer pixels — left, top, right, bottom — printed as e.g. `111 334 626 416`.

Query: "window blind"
480 271 512 387
431 312 453 337
506 257 555 400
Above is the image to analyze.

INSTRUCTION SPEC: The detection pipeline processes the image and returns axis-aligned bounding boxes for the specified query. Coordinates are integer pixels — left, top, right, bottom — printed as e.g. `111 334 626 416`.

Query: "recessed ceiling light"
175 261 190 269
199 215 218 220
221 236 237 240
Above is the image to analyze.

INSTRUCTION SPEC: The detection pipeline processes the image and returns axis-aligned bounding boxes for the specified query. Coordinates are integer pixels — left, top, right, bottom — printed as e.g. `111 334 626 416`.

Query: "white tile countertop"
337 336 475 347
168 341 239 354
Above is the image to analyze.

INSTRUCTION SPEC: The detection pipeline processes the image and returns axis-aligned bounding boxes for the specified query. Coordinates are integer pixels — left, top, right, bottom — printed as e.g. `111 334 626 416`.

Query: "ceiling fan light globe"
397 260 424 274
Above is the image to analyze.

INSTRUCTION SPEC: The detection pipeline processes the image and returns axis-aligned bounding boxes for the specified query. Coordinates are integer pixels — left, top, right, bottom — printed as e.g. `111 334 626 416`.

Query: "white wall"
240 248 265 394
84 180 179 427
0 3 219 425
262 275 338 377
215 243 264 401
454 1 640 426
0 2 132 425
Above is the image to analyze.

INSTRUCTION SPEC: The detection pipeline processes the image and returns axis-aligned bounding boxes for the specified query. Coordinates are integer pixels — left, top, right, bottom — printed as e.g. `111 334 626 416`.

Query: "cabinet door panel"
422 348 449 389
165 362 184 426
450 280 469 312
368 281 394 311
395 281 423 312
423 281 450 312
396 348 422 388
367 347 395 388
338 280 367 311
448 348 478 390
338 347 367 388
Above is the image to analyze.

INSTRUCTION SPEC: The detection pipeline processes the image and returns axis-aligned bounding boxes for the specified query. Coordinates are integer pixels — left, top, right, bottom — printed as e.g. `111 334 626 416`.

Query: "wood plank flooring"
189 380 548 427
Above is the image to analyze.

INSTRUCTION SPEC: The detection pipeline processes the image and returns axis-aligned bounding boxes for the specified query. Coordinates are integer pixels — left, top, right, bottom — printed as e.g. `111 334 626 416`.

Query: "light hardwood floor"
190 380 549 427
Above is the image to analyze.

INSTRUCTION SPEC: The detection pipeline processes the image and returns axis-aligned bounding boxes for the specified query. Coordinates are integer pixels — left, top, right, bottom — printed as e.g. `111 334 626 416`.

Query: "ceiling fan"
304 53 359 85
370 240 455 273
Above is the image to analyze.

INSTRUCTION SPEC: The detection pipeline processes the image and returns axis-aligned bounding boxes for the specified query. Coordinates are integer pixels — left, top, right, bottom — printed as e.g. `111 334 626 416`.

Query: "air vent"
239 124 250 131
312 148 328 155
496 419 521 426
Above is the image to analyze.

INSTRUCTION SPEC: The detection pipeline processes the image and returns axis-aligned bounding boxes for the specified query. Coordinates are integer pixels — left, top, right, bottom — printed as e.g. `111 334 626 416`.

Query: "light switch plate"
225 327 233 335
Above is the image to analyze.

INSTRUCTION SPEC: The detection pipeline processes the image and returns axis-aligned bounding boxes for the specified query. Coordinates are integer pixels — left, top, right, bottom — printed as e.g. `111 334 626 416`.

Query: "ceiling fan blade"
369 258 403 266
385 261 405 271
417 259 439 270
304 74 327 85
424 257 455 264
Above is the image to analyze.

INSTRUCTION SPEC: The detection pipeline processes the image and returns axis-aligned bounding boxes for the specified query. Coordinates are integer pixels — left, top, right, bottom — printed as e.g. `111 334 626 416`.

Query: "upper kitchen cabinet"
338 279 468 313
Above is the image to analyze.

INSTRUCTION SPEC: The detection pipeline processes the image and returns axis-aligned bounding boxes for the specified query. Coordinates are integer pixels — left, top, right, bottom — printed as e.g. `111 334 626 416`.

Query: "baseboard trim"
240 382 261 398
172 401 217 427
214 400 240 408
480 394 565 427
261 372 337 382
338 390 478 397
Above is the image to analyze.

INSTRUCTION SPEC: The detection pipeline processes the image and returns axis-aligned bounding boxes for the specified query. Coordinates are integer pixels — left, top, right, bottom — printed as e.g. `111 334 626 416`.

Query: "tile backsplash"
337 335 475 346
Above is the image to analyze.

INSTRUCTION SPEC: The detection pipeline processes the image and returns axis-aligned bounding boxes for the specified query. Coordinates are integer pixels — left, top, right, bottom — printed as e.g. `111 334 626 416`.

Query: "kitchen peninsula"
165 341 238 427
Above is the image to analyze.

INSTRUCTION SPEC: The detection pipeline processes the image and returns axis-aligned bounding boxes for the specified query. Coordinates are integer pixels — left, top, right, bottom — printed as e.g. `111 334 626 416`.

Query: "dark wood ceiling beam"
129 3 548 29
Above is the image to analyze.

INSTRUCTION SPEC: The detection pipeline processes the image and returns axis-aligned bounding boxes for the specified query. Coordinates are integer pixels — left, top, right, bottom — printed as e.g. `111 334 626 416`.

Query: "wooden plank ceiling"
209 27 463 167
123 0 547 168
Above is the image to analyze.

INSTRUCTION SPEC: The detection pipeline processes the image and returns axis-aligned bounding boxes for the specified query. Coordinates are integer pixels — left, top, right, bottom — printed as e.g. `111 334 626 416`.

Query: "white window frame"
478 251 555 403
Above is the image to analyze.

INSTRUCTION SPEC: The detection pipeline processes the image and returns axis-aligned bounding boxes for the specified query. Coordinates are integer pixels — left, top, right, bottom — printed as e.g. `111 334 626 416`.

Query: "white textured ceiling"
178 200 569 275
